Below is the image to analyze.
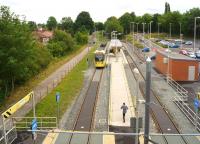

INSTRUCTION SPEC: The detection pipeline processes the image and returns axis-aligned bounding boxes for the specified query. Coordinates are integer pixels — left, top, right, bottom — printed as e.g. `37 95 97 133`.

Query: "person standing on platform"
121 102 128 123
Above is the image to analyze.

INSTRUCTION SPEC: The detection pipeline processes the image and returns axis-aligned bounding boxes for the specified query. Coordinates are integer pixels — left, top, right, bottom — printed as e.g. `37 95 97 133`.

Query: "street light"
131 22 135 49
133 68 140 144
194 17 200 52
136 23 139 34
169 23 172 39
142 23 146 40
149 21 153 39
158 23 161 37
111 31 117 39
144 57 151 144
179 22 183 49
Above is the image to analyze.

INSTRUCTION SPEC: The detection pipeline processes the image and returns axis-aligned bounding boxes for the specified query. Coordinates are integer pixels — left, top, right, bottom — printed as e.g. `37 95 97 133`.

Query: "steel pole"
135 79 139 144
32 93 36 119
158 23 160 37
2 116 7 144
194 17 197 52
170 23 172 39
144 57 151 144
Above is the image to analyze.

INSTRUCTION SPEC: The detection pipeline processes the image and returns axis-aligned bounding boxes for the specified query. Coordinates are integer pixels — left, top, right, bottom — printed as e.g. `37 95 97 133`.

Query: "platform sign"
194 98 200 111
56 92 60 103
31 119 37 132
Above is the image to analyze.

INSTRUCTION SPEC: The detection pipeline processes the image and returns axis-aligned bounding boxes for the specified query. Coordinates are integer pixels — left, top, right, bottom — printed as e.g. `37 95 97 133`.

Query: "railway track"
68 69 103 144
123 43 191 144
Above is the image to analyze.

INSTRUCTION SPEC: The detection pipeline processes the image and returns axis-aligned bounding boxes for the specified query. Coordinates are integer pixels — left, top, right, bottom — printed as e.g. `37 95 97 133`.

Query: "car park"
142 47 150 52
185 41 193 45
195 51 200 58
187 51 196 58
179 50 188 55
168 43 179 48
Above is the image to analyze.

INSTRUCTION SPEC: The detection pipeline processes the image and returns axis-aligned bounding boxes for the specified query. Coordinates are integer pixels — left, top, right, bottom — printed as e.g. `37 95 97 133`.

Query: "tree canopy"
74 11 94 34
47 16 57 30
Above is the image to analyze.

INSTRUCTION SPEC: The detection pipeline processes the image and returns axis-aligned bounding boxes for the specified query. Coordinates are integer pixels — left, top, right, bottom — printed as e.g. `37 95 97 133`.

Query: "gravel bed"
93 64 110 132
59 67 95 130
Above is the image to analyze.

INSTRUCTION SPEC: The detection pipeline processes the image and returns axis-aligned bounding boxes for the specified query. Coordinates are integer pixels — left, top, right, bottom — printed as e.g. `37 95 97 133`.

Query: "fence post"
2 116 7 144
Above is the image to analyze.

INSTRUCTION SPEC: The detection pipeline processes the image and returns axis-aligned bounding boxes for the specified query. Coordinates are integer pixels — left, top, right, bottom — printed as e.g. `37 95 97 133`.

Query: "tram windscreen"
95 53 105 61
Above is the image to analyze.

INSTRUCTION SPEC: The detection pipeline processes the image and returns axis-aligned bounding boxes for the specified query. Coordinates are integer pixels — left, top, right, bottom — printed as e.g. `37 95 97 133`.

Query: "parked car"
195 51 200 58
179 50 188 55
142 47 150 52
185 41 193 45
150 55 156 60
187 51 196 58
168 43 179 48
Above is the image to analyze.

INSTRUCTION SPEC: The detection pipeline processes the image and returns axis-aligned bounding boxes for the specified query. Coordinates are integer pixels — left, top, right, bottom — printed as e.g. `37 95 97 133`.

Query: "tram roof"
109 39 122 47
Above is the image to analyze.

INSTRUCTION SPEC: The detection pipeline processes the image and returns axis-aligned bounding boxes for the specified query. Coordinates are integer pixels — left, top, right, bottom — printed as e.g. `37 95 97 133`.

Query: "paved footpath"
109 51 135 127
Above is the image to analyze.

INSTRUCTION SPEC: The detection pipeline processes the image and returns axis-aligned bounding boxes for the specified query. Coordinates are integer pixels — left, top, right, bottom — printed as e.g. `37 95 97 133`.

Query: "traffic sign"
31 119 37 133
56 92 60 103
194 98 199 111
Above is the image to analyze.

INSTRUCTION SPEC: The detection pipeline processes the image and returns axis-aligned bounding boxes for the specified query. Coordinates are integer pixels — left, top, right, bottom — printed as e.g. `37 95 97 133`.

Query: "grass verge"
25 44 96 120
1 45 86 110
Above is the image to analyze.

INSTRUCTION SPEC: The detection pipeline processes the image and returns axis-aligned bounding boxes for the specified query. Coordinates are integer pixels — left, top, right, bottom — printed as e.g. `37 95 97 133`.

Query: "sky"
1 0 200 24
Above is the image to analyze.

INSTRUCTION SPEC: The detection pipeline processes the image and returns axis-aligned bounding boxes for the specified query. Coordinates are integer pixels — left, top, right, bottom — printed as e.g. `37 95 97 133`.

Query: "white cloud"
1 0 200 23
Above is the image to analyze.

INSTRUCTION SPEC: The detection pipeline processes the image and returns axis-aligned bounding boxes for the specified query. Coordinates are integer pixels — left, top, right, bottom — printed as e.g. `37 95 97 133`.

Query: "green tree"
47 30 75 57
59 17 74 34
46 16 57 30
119 12 133 34
74 11 94 33
95 22 104 31
27 21 37 31
182 8 200 36
165 2 171 14
104 16 123 36
75 31 88 45
0 6 51 97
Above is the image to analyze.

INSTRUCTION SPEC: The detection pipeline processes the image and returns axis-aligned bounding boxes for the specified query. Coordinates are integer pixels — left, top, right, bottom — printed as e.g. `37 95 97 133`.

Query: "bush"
75 32 88 45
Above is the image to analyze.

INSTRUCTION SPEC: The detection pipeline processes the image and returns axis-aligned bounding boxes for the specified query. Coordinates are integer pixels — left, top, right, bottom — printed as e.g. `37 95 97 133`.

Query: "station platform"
42 131 115 144
108 51 135 126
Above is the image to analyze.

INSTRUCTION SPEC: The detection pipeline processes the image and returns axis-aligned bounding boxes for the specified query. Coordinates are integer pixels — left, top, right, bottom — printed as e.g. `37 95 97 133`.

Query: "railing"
166 76 188 102
174 96 200 132
12 117 57 129
0 118 17 144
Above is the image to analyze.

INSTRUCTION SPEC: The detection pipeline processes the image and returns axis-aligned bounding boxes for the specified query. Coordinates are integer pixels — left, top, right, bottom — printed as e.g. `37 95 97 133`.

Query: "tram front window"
95 54 105 61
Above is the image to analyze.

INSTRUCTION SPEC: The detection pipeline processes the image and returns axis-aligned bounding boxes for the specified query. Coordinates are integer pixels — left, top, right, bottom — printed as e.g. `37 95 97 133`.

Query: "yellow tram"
94 49 106 68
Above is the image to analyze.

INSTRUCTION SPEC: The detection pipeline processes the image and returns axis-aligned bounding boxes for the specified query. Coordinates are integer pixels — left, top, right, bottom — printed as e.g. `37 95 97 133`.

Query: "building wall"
155 51 199 81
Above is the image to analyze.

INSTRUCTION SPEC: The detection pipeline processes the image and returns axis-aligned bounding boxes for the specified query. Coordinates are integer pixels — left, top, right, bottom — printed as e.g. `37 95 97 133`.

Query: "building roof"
157 49 198 61
34 30 53 38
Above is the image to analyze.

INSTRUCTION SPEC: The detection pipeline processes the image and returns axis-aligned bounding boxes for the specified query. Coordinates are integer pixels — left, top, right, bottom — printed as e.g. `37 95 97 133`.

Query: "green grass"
125 34 143 48
0 45 87 111
25 44 97 119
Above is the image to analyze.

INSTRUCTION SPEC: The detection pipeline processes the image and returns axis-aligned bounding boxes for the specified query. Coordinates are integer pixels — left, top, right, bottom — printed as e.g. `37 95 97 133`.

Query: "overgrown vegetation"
0 5 91 103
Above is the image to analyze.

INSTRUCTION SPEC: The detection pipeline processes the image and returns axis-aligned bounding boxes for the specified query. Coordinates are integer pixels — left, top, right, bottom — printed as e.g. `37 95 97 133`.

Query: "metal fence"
0 119 17 144
167 76 188 101
13 117 57 130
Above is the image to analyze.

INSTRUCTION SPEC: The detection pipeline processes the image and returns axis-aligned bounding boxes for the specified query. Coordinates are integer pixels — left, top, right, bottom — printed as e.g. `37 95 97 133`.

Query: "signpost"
56 92 60 128
31 119 37 141
194 98 200 130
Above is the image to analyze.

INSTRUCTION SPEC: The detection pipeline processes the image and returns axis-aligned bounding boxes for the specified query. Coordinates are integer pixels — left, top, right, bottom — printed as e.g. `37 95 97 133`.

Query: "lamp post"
169 23 172 39
133 68 140 144
179 22 183 49
150 21 153 39
136 23 139 34
194 17 200 52
142 23 146 40
144 57 152 144
131 22 135 49
158 23 161 37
